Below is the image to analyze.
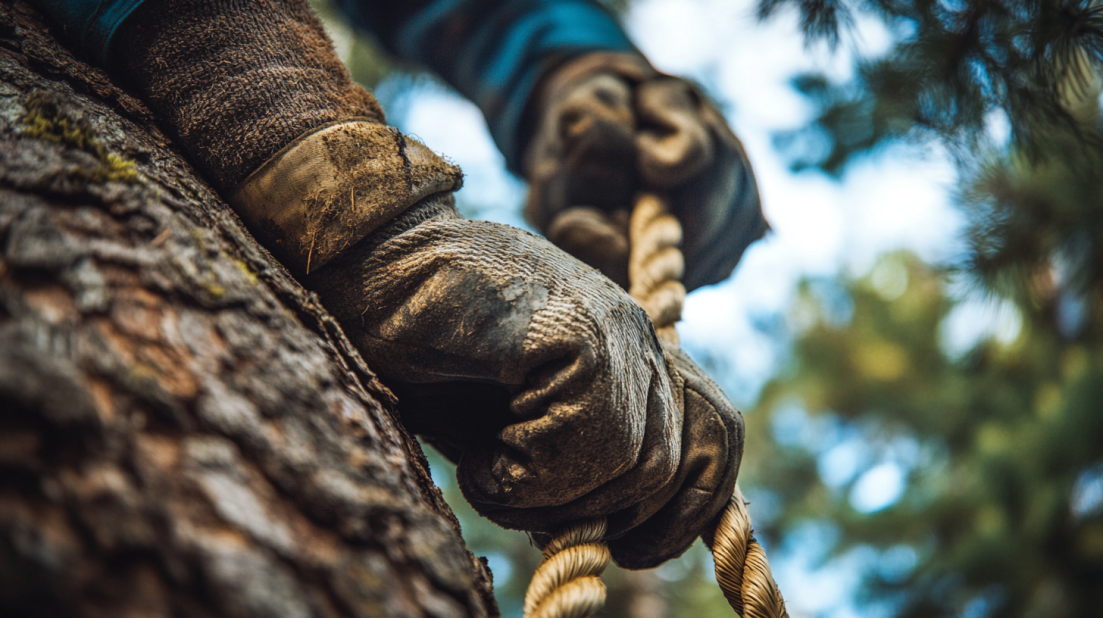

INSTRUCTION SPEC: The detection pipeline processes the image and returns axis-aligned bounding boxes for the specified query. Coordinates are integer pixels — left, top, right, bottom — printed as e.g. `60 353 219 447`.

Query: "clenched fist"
524 52 768 291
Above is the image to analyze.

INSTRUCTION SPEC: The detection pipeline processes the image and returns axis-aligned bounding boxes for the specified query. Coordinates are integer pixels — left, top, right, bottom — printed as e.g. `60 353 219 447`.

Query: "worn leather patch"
231 121 463 275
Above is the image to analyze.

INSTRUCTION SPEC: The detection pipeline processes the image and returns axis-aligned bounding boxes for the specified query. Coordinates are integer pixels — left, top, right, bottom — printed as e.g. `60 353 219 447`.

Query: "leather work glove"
109 0 743 568
523 52 769 292
309 201 745 568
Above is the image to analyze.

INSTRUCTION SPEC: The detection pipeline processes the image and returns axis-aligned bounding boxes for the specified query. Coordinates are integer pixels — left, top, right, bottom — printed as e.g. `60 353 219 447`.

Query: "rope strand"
628 193 686 346
524 193 787 618
712 488 789 618
523 520 609 618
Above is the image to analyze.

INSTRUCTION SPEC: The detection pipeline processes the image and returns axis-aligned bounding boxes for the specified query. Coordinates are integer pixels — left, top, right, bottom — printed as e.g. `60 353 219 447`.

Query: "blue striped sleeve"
334 0 640 171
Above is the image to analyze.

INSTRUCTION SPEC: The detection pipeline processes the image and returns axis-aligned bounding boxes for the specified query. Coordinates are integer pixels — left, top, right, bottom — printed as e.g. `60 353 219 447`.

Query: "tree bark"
0 2 497 616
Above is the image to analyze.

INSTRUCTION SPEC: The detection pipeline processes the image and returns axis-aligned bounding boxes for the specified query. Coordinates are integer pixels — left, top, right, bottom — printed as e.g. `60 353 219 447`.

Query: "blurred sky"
326 1 1013 615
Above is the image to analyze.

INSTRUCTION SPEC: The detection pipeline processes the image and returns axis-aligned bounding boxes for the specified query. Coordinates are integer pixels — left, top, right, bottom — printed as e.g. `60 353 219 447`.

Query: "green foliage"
22 90 139 184
750 253 1103 616
769 0 1103 297
959 136 1103 304
758 17 1103 612
771 0 1103 170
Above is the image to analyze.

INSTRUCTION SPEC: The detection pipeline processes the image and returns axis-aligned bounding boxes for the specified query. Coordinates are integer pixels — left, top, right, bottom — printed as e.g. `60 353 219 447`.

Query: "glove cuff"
231 120 463 275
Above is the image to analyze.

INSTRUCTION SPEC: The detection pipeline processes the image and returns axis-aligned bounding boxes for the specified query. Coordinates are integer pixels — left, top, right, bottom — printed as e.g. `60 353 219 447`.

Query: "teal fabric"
31 0 639 169
337 0 639 170
34 0 146 66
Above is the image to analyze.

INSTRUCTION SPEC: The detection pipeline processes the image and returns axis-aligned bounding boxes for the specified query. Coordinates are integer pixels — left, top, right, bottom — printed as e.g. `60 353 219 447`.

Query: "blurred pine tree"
751 253 1103 616
770 0 1103 296
750 1 1103 615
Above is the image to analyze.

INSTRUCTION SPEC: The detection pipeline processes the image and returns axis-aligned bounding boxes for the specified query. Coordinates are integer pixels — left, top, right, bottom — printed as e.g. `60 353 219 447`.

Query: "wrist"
231 120 462 276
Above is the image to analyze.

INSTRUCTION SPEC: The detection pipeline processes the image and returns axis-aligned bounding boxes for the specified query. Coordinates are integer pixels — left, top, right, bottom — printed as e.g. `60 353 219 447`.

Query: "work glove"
523 52 769 291
111 0 743 568
309 199 744 568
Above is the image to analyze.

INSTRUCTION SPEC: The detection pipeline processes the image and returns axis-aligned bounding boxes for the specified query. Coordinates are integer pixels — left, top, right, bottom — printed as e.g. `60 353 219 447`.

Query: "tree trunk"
0 2 497 616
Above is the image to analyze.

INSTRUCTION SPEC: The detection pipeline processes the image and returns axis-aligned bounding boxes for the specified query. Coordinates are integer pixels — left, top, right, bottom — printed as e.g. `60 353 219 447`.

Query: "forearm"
333 0 641 171
33 0 641 174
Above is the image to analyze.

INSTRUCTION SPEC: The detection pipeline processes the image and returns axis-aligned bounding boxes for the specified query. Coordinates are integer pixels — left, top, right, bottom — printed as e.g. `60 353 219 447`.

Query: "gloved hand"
307 196 744 568
523 52 769 291
607 340 744 567
112 0 743 568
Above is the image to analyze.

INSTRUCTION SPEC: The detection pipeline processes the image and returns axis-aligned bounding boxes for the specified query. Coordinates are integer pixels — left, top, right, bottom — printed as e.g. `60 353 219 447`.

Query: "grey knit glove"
523 52 768 291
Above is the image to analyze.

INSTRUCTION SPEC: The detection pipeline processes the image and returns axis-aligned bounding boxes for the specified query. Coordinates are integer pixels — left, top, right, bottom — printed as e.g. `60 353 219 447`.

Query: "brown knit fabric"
118 0 384 191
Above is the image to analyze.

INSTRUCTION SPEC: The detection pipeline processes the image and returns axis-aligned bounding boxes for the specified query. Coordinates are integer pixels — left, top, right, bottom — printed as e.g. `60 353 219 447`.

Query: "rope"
524 193 788 618
523 519 610 618
628 193 686 346
712 487 788 618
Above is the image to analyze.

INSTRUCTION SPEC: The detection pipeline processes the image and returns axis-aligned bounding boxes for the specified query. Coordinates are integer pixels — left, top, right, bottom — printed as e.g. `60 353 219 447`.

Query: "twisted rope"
628 194 686 347
523 519 610 618
712 487 788 618
524 193 788 618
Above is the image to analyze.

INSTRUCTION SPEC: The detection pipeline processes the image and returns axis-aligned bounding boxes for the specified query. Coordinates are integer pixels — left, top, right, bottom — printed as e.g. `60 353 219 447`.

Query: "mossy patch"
22 90 139 184
231 257 258 285
200 279 226 300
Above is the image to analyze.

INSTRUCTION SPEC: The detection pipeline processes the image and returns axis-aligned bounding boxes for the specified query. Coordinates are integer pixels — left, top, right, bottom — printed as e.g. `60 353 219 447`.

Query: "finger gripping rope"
525 193 789 618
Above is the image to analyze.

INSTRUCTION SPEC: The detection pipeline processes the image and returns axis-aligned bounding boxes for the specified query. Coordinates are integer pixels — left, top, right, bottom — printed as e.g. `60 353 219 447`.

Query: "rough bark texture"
0 2 497 616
